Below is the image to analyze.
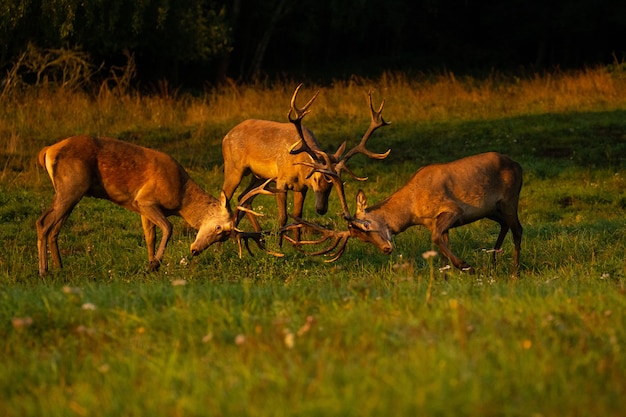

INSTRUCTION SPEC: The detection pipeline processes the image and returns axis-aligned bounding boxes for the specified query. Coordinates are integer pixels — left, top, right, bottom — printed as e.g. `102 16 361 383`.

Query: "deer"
285 152 523 275
221 84 390 245
36 135 272 276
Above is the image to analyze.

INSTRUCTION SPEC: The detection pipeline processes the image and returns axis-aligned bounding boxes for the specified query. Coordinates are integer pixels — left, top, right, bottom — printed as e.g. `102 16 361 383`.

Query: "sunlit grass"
2 271 624 416
2 67 626 178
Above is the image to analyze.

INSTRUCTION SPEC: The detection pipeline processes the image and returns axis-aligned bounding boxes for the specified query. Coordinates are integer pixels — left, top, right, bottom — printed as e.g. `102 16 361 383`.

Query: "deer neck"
368 191 414 234
179 180 218 229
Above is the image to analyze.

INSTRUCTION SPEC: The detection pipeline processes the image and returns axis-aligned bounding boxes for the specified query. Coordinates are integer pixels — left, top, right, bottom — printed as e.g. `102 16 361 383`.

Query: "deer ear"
356 190 367 214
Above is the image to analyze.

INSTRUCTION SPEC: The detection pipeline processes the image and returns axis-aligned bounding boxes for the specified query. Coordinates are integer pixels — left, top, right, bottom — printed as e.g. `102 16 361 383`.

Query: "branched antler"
287 89 392 220
282 216 351 262
287 83 320 158
232 177 275 222
335 91 392 172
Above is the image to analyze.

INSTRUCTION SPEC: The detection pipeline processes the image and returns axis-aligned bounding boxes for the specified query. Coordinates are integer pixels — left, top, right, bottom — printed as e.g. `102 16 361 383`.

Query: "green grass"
1 71 626 416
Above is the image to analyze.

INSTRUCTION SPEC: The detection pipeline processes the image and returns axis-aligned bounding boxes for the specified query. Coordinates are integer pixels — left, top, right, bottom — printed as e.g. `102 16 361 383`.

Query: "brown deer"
36 135 271 276
287 152 523 275
221 84 390 244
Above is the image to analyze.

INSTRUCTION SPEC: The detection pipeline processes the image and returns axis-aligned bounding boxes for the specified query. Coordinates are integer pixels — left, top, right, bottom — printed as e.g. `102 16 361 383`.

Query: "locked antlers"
288 85 391 220
281 216 351 263
278 85 392 261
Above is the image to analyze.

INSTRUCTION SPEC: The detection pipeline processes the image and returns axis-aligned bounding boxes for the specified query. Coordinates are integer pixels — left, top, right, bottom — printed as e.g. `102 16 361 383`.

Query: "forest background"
2 0 626 87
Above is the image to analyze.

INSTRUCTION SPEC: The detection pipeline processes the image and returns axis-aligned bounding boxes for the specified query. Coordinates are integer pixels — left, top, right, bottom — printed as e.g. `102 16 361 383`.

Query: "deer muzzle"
380 241 393 255
314 191 329 215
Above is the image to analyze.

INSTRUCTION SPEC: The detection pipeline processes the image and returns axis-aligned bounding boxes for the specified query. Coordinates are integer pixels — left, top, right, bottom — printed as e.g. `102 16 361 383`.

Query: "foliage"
2 1 626 84
0 0 231 83
1 72 626 415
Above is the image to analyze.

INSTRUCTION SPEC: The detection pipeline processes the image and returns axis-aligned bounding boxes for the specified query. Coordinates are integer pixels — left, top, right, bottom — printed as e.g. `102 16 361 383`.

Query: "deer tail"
38 146 49 169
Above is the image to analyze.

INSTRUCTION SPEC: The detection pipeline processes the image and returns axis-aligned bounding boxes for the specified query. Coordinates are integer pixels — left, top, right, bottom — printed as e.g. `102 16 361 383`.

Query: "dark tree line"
1 0 625 88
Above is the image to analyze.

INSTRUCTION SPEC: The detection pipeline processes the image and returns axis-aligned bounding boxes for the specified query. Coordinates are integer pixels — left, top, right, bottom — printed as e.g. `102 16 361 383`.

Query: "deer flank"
37 135 243 276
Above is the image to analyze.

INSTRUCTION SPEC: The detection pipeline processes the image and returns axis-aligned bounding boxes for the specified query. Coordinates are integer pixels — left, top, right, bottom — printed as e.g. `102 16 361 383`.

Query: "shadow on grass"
361 109 626 177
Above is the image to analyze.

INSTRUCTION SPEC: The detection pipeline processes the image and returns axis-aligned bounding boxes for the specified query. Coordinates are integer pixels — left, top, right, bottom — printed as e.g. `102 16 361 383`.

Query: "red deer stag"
221 84 390 244
287 152 523 275
36 135 271 276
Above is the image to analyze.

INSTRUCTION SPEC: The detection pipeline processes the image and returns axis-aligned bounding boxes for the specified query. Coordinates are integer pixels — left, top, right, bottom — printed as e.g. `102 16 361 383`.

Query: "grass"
1 68 626 416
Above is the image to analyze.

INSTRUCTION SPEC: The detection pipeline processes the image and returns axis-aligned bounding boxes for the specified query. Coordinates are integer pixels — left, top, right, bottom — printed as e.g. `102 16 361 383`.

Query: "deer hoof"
461 265 476 274
148 260 161 272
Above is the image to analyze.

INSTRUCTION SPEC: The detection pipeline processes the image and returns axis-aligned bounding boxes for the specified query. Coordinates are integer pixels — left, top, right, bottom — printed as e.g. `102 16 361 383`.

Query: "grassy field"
1 69 626 416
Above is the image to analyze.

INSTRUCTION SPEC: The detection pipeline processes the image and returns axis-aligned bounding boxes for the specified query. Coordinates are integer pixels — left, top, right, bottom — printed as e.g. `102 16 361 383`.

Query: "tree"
1 0 233 85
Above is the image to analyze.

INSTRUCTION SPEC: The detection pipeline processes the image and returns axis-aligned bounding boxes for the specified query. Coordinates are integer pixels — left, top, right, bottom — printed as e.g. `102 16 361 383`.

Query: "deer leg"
36 194 81 276
492 223 509 262
222 163 244 202
509 216 523 275
276 188 288 247
48 217 68 270
141 216 157 266
290 190 307 243
489 209 523 274
138 206 172 272
36 207 56 275
432 212 474 273
438 231 452 269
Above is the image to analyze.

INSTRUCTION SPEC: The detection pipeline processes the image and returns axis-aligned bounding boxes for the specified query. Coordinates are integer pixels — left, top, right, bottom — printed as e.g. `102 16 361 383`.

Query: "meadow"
1 68 626 416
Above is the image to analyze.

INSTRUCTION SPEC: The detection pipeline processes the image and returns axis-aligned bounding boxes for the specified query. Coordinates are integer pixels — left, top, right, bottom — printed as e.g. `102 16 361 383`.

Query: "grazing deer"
221 84 390 244
287 152 523 275
36 135 270 276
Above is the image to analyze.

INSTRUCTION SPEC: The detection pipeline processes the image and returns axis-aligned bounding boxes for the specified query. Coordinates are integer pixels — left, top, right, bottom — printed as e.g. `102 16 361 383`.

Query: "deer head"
189 192 235 256
348 190 394 254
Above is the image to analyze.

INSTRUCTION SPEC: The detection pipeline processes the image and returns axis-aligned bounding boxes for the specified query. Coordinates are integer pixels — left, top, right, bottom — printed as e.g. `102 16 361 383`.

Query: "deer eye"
350 221 371 232
323 174 333 184
215 225 222 232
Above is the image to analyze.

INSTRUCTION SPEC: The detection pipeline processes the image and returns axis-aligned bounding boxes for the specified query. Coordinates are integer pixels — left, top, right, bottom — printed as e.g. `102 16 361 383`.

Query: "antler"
232 177 275 223
232 230 285 259
288 83 321 158
231 178 285 258
333 91 392 180
288 87 392 221
282 216 351 262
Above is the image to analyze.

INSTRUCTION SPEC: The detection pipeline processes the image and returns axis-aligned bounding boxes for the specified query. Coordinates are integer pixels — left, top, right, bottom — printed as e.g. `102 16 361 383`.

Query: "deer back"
222 119 328 190
42 136 189 211
403 152 522 223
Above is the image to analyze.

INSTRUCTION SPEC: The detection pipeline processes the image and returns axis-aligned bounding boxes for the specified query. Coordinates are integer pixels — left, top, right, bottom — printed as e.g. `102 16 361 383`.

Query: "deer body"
222 118 332 237
37 135 233 275
351 152 523 273
221 84 391 246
